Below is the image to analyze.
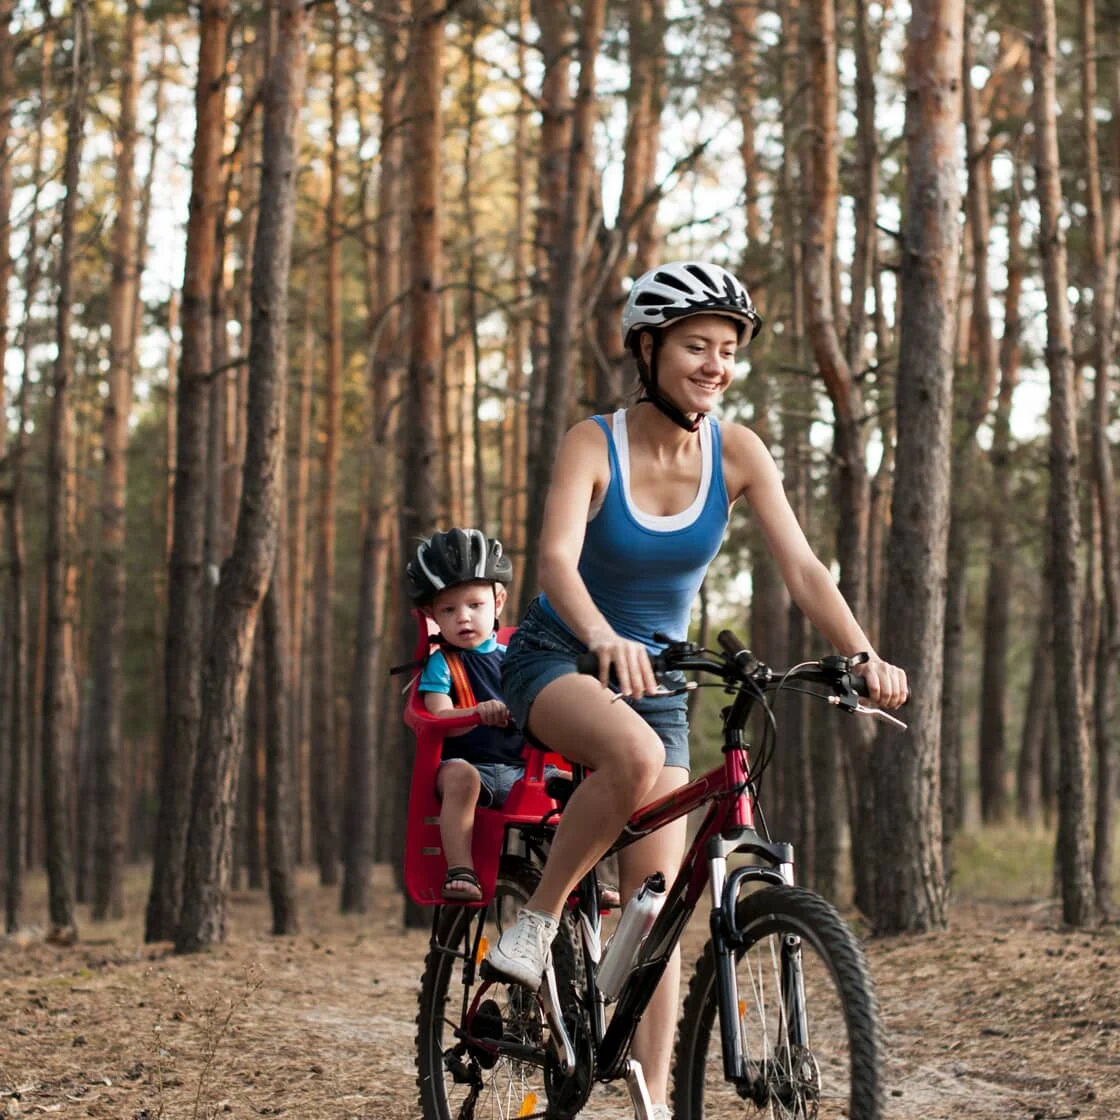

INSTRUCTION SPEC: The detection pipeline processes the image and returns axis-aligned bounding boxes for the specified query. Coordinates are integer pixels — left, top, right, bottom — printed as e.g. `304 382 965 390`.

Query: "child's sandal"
442 866 483 902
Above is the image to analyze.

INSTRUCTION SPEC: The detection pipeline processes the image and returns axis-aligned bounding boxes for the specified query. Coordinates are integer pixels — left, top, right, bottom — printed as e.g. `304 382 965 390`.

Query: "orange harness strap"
443 649 477 710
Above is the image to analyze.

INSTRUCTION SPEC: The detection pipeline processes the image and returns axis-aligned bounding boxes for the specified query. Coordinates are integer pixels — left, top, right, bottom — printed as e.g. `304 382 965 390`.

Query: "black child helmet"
406 528 513 606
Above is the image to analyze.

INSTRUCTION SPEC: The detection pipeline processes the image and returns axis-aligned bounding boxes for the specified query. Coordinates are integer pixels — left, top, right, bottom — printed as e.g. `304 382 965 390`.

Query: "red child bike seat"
403 611 569 907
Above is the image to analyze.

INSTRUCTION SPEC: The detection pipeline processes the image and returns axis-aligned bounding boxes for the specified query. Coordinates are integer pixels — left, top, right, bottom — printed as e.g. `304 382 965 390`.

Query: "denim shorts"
440 759 524 809
501 598 690 770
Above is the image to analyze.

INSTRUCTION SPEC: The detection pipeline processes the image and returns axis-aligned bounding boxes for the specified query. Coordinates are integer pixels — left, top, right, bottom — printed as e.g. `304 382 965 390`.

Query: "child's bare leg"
436 760 482 870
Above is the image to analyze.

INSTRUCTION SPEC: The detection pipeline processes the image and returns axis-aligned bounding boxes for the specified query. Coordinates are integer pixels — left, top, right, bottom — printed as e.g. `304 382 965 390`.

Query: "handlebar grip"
851 673 870 698
575 652 600 676
717 629 746 658
718 629 758 672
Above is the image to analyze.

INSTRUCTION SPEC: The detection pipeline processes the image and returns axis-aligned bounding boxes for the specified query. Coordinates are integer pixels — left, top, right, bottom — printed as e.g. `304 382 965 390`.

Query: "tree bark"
1083 1 1120 917
146 0 229 943
176 0 306 951
42 0 94 941
874 0 963 934
90 0 141 922
979 138 1025 844
1031 0 1095 926
311 2 344 887
522 0 607 603
2 4 50 934
396 0 446 927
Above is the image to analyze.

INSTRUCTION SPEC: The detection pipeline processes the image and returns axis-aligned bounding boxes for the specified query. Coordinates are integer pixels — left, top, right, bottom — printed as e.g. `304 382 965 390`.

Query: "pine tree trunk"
803 0 877 914
1082 0 1120 916
146 0 228 943
42 0 93 941
311 3 344 887
263 515 298 934
1 0 45 934
176 0 306 950
502 0 530 606
980 141 1025 838
519 0 572 617
395 0 447 928
289 277 314 862
522 0 606 602
591 0 665 414
873 0 963 934
90 0 140 922
1032 0 1095 927
369 0 406 872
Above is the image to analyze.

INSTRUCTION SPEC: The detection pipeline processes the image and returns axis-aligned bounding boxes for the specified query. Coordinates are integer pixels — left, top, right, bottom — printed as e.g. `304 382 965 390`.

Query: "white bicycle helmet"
407 528 513 605
621 261 762 351
620 261 762 432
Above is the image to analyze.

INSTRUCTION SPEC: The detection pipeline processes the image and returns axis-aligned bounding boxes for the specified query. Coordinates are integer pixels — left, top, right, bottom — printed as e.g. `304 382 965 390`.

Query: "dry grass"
0 827 1118 1119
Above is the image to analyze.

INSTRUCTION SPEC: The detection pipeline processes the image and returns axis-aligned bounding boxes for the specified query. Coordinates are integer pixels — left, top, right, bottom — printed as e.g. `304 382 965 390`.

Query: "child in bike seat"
407 528 528 903
407 527 622 907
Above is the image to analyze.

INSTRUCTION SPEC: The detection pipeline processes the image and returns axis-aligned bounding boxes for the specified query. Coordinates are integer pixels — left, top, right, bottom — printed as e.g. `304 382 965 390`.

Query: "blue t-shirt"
542 410 729 652
418 635 526 766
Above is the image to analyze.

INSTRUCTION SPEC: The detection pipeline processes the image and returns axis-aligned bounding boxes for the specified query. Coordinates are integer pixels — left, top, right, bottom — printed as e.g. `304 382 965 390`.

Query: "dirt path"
1 867 1117 1119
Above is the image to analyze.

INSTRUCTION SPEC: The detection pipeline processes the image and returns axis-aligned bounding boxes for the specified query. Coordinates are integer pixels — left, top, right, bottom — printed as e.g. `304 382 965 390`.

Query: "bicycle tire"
672 885 883 1120
416 855 583 1120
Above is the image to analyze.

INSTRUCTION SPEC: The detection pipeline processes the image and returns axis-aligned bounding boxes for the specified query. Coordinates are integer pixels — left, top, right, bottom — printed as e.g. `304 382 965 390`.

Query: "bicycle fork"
708 846 808 1086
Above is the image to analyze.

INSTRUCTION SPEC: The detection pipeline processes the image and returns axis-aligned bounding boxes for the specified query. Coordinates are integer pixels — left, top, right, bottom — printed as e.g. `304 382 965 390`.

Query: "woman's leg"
436 760 483 870
616 765 690 1107
520 674 667 916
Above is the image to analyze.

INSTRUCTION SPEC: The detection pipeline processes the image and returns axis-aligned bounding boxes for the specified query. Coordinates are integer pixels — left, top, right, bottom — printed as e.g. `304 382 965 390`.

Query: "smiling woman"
478 259 909 1117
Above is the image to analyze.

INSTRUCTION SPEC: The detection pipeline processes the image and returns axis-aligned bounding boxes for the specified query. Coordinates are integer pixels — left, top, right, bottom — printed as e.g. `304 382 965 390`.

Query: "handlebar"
575 629 907 730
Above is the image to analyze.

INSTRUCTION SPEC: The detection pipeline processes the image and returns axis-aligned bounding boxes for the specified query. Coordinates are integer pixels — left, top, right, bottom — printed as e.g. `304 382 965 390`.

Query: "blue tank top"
542 411 729 652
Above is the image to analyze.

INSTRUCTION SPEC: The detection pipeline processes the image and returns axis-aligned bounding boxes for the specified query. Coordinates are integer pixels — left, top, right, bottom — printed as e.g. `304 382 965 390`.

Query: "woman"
485 260 908 1118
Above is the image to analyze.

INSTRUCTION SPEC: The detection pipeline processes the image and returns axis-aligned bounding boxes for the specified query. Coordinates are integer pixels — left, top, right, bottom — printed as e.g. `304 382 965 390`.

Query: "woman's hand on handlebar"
853 655 908 709
585 629 660 699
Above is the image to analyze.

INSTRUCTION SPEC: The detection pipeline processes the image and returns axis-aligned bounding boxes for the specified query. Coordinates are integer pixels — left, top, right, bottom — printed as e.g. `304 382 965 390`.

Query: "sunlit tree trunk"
591 0 665 413
522 0 606 602
176 0 306 950
1031 0 1095 927
370 0 407 866
42 0 93 941
146 0 228 943
1 0 43 933
396 0 446 927
312 3 344 887
519 0 571 617
873 0 963 934
845 0 880 376
804 0 877 913
90 0 141 922
289 238 316 862
1083 1 1120 917
501 0 530 604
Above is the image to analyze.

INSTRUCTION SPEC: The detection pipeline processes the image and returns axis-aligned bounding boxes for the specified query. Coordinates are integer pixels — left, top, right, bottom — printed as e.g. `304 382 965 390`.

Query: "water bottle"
596 872 666 1001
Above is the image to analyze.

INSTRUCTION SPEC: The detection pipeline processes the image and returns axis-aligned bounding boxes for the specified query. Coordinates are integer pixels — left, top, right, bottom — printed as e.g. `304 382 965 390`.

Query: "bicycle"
414 628 907 1120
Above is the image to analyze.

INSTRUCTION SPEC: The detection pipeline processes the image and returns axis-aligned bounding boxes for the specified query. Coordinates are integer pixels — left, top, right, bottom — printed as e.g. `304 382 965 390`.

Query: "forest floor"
1 856 1118 1120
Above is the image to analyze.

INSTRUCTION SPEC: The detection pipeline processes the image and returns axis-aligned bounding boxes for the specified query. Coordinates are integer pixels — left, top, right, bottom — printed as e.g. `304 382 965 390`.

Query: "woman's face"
640 314 741 415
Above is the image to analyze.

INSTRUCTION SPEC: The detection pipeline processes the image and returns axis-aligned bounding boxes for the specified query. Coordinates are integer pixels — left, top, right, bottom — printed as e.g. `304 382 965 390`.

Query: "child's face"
427 581 505 649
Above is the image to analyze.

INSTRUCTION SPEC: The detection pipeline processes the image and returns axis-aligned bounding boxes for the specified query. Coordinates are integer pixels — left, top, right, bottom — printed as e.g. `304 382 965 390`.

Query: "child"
407 527 621 908
407 528 525 902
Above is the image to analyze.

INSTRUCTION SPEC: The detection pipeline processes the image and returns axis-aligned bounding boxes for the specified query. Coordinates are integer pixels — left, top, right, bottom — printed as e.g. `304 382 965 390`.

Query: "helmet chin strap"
636 335 703 433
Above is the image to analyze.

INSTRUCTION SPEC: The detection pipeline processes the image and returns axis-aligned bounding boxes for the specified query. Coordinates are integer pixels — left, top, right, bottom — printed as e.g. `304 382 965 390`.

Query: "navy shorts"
500 598 690 770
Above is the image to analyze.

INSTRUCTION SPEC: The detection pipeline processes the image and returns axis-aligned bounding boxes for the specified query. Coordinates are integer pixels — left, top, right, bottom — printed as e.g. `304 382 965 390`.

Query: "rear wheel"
672 886 883 1120
416 856 581 1120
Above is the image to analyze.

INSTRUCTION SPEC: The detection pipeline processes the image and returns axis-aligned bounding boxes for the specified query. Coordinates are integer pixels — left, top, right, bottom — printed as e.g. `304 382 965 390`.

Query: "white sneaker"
484 908 558 989
650 1106 671 1120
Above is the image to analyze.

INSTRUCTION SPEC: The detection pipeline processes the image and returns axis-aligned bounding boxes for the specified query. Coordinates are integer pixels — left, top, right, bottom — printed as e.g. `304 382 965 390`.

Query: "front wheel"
672 886 883 1120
